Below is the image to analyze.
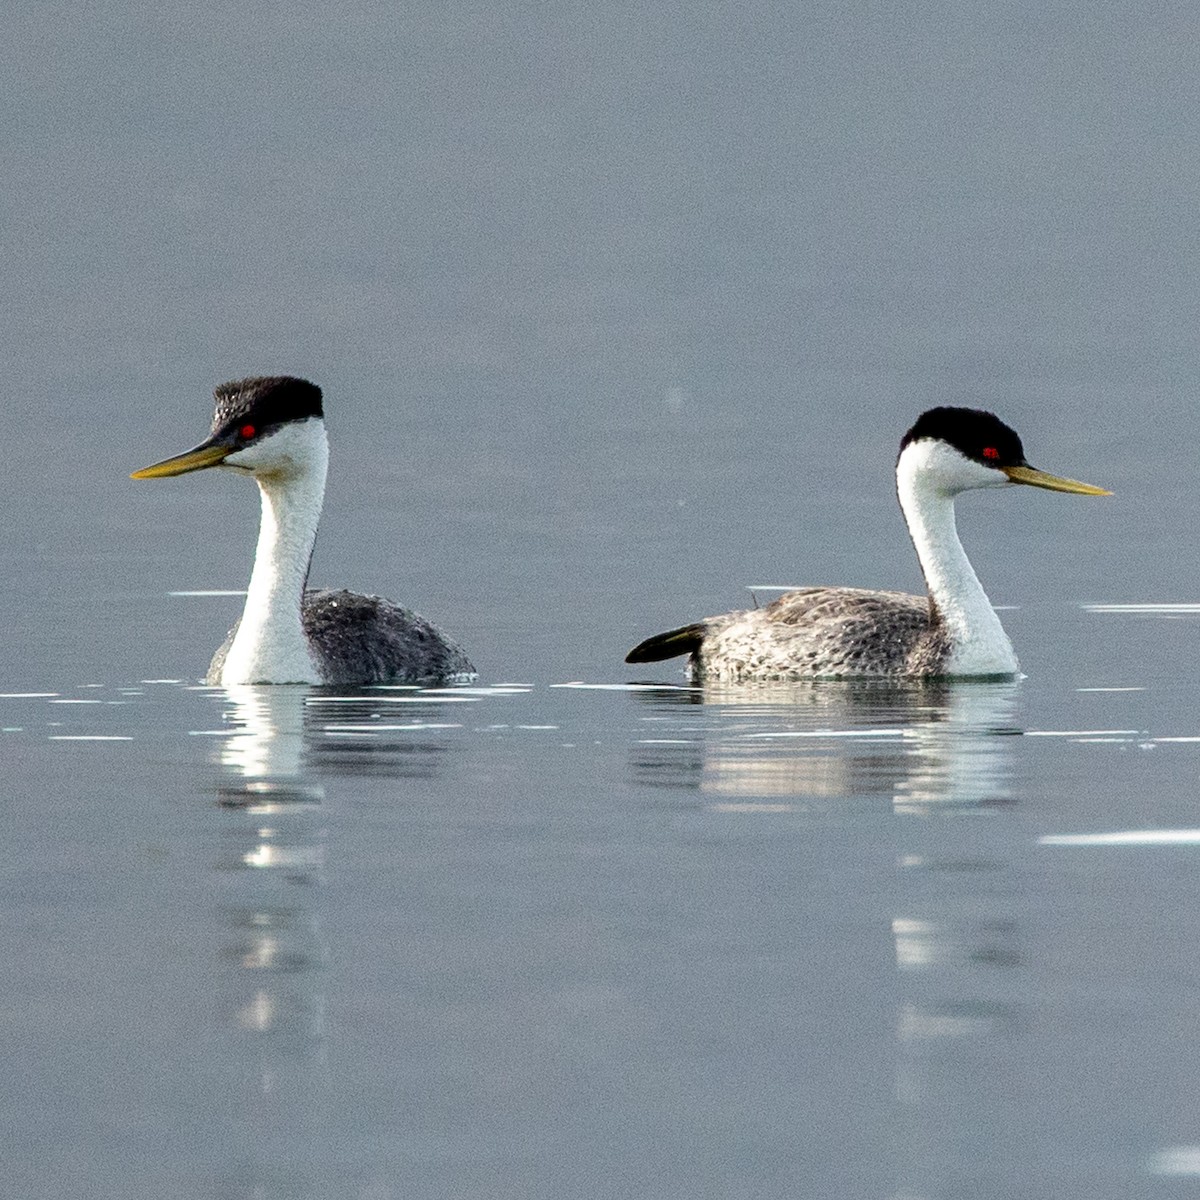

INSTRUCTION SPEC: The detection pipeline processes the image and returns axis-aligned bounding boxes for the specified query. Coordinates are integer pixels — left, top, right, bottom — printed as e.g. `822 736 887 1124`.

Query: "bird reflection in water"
209 684 463 1195
213 686 328 1198
629 679 1019 812
886 687 1026 1196
631 679 1025 1197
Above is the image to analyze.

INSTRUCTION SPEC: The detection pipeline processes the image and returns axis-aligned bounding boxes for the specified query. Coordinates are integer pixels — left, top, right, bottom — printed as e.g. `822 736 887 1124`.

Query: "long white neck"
896 443 1018 676
219 423 329 685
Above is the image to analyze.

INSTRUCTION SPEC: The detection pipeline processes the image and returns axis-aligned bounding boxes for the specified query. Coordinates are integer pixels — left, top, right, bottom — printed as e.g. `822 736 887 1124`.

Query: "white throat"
218 421 328 685
895 440 1019 676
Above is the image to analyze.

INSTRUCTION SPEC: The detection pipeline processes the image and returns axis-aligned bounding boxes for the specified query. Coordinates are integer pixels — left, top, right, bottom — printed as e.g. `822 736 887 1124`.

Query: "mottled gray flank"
668 587 953 681
207 587 476 686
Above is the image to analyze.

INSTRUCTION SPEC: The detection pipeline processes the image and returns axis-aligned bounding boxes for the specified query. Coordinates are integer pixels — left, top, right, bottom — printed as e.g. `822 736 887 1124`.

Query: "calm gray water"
6 661 1200 1200
5 0 1200 1196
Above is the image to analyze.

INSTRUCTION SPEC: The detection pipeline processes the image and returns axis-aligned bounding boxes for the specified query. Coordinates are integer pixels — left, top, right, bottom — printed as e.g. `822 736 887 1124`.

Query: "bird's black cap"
899 407 1026 468
211 376 324 440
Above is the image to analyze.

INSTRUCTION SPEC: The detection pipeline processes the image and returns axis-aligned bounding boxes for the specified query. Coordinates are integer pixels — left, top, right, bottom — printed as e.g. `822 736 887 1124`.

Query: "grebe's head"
897 407 1110 498
131 376 326 482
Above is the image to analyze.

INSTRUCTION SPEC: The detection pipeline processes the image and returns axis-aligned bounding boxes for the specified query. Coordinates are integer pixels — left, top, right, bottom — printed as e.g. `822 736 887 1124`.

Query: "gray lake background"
4 2 1200 1198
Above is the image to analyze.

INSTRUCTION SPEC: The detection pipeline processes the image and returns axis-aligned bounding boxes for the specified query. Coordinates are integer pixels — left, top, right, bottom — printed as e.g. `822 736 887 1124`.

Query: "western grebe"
132 375 476 686
625 407 1109 681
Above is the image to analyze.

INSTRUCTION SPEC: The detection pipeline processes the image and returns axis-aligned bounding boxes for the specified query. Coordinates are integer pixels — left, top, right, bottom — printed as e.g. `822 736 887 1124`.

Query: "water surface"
7 632 1200 1197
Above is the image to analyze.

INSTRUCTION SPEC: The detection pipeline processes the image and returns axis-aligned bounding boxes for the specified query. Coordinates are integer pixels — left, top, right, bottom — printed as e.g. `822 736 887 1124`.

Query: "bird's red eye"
240 424 256 439
982 446 999 460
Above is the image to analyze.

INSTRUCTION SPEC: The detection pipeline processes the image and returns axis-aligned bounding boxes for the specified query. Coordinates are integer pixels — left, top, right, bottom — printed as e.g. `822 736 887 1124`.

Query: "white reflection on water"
1039 829 1200 846
894 684 1018 816
627 680 1025 1198
895 1002 1011 1044
221 686 315 784
1024 728 1140 739
205 683 485 1194
242 842 326 870
1148 1145 1200 1175
212 686 328 1193
890 909 1023 1194
893 919 940 970
47 734 133 741
1083 603 1200 615
629 680 1019 814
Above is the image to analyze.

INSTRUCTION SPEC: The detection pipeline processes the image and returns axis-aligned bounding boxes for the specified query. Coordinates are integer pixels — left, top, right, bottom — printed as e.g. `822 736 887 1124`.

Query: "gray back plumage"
207 588 476 686
692 587 951 681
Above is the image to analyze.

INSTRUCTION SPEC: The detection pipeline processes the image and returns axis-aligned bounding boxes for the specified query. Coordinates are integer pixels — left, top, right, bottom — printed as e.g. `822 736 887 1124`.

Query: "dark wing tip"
625 622 707 664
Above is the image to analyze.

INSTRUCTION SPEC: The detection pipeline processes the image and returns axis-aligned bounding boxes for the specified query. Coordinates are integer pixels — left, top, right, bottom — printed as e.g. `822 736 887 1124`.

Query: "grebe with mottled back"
626 407 1109 681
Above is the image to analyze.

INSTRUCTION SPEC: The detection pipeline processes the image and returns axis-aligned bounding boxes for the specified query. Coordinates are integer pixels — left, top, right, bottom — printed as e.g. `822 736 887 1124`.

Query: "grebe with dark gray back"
132 376 476 686
626 407 1110 681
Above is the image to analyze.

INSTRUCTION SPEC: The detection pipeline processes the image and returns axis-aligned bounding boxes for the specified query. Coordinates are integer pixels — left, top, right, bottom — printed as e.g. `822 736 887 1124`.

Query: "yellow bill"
1001 465 1111 496
130 442 230 479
